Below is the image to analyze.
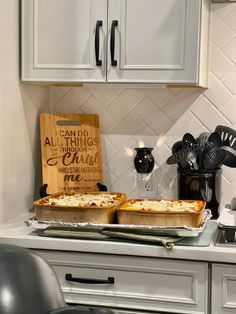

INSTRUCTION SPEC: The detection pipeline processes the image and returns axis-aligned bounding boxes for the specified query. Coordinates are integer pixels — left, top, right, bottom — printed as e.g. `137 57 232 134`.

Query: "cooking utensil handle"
65 273 115 285
110 20 118 66
95 20 103 66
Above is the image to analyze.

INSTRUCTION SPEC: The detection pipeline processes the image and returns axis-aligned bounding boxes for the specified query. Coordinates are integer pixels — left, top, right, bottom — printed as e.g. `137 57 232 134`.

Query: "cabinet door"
22 0 107 82
212 264 236 314
107 0 202 83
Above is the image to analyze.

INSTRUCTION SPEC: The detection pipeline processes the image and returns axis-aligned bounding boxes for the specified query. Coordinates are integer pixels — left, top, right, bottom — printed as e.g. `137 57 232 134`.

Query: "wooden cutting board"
40 113 103 194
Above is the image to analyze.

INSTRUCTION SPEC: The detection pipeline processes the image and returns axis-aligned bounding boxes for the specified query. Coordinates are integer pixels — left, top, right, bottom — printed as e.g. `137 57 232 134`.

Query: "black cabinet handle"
95 20 103 66
65 273 115 285
110 20 118 66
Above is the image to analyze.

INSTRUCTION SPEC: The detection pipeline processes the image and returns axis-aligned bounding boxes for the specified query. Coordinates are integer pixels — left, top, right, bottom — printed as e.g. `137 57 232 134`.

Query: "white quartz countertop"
0 213 235 264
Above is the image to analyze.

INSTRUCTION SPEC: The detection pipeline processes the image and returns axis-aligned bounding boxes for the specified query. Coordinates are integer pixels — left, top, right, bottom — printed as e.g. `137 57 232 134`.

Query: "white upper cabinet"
21 0 209 85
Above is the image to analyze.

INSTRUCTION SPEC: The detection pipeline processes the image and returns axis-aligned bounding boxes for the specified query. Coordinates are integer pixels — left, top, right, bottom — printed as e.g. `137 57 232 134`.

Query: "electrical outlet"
144 180 152 192
137 174 157 198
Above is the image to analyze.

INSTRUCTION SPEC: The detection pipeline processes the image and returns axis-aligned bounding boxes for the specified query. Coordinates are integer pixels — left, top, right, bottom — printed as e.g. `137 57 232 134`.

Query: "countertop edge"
0 213 235 264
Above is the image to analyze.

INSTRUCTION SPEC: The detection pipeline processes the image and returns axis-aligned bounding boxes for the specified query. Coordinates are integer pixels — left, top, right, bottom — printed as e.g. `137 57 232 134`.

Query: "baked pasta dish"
119 199 205 213
38 192 125 208
117 199 206 227
34 192 126 224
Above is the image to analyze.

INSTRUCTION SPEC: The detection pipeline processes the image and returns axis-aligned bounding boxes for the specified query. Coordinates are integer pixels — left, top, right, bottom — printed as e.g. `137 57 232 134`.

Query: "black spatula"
215 125 236 149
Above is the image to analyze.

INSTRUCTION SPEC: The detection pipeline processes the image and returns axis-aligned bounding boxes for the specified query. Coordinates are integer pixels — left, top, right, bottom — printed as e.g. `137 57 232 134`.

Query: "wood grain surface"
40 113 103 194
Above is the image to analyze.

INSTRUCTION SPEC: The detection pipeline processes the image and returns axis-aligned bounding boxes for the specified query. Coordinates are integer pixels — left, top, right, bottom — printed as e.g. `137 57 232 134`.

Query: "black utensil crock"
177 168 222 219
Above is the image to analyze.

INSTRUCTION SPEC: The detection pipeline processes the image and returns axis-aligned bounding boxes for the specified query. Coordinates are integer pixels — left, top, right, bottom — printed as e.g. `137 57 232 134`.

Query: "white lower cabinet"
212 264 236 314
34 250 208 314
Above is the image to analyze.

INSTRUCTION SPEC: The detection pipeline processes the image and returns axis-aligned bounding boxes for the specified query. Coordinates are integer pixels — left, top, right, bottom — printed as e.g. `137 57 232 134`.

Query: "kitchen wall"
0 1 49 223
1 1 236 222
50 3 236 209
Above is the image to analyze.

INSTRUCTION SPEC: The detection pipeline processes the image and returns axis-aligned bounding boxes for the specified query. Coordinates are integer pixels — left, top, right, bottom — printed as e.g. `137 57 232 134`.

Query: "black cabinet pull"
110 20 118 66
95 20 103 66
65 273 115 285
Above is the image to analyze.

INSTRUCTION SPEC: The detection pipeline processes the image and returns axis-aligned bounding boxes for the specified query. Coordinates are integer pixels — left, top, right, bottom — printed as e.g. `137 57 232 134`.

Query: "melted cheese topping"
121 199 203 213
42 193 121 207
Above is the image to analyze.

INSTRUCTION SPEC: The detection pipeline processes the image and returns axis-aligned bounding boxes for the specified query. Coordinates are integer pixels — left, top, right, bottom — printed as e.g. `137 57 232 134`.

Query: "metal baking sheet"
25 209 211 237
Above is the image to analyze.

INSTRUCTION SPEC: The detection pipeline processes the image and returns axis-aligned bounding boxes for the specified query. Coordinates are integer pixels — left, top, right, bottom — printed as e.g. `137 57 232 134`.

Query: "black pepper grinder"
134 147 155 173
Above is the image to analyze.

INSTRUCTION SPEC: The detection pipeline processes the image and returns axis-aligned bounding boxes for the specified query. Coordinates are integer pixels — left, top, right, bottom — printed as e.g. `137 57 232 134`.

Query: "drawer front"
212 264 236 314
34 250 208 314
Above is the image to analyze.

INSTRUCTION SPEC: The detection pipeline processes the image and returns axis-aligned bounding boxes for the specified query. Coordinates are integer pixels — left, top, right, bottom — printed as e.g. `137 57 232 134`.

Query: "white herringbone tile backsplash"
50 3 236 209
